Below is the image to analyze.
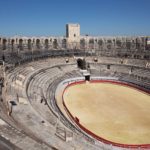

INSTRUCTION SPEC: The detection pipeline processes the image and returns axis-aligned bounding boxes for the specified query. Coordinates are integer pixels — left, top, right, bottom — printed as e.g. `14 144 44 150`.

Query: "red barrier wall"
62 80 150 149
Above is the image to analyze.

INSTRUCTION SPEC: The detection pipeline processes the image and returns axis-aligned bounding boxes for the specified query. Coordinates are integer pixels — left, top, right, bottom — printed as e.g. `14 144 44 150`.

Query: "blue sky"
0 0 150 37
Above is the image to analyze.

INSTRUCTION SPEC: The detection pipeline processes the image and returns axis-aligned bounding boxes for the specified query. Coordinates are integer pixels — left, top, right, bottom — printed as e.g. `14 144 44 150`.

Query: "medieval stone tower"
66 24 80 42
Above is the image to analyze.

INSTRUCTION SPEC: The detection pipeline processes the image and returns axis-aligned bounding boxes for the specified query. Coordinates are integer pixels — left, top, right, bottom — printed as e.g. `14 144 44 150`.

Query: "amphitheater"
0 24 150 150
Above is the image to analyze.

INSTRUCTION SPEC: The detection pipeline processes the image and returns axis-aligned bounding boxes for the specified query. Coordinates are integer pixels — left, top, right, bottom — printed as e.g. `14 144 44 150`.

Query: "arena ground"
63 81 150 145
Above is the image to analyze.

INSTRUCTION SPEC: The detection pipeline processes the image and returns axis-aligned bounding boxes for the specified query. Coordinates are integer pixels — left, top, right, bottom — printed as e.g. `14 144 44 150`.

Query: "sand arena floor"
63 82 150 144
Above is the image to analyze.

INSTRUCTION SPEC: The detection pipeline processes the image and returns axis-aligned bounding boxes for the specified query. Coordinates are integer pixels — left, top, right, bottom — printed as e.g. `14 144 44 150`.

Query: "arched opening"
107 39 112 49
11 39 15 51
2 39 7 50
28 39 32 50
53 39 58 49
36 39 40 49
116 40 122 48
19 39 23 50
89 39 94 49
77 58 86 70
80 39 85 49
45 39 49 49
62 39 67 49
146 38 150 50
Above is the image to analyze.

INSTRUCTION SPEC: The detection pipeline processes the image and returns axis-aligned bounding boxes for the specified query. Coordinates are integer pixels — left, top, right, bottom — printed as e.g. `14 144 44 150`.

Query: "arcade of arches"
0 36 150 52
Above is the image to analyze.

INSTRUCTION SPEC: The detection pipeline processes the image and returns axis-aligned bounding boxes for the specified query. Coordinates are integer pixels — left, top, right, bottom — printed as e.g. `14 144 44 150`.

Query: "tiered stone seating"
1 52 150 150
131 68 150 79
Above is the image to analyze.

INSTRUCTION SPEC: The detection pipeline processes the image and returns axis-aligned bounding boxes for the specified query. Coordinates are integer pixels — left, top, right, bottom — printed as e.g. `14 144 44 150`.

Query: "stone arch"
11 39 15 51
107 39 112 43
89 39 94 49
107 39 112 49
45 39 49 49
11 39 15 45
77 58 86 70
36 39 40 49
19 39 23 50
53 39 58 49
145 37 150 50
28 39 32 50
98 39 103 49
2 39 7 50
62 39 67 49
116 39 122 48
80 39 86 49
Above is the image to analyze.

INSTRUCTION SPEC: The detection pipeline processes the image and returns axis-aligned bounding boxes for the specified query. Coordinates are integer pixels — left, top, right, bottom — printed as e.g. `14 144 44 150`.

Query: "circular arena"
0 33 150 150
62 80 150 145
